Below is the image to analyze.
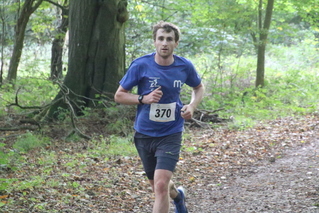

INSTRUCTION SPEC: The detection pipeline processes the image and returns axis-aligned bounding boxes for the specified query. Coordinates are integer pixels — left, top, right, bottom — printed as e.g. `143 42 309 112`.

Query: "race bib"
149 102 176 122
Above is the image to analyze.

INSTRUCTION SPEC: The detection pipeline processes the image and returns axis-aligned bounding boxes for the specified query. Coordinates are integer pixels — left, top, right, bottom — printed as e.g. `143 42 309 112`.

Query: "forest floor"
0 114 319 213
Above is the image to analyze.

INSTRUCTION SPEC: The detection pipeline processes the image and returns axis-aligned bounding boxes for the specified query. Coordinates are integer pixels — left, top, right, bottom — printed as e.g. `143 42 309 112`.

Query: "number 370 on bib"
149 102 176 122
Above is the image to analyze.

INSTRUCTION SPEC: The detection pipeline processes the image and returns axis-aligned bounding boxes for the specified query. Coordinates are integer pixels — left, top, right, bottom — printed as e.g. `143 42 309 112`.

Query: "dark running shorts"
134 131 182 180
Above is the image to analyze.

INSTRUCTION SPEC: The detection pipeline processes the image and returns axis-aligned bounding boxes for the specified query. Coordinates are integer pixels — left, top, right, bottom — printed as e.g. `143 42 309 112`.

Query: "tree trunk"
7 0 44 82
49 0 69 80
47 0 128 118
0 9 5 85
255 0 274 88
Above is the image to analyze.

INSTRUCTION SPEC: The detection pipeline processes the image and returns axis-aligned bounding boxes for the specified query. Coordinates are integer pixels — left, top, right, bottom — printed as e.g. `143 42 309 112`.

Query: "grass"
13 132 50 152
88 135 137 161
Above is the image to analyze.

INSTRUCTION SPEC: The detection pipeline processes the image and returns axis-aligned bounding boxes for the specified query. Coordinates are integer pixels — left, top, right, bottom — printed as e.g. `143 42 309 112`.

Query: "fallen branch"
3 83 92 139
186 108 232 128
7 87 45 110
0 126 39 131
188 118 211 128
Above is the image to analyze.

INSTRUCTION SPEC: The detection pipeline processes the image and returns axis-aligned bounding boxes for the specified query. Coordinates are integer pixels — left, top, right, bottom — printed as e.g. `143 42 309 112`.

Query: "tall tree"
47 0 128 118
46 0 69 80
0 0 8 85
7 0 44 82
255 0 275 87
186 0 276 88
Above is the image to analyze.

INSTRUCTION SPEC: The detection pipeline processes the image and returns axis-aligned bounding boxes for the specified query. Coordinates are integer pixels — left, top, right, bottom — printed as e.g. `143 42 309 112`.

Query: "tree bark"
47 0 128 118
7 0 44 82
0 6 5 85
255 0 274 88
48 0 69 80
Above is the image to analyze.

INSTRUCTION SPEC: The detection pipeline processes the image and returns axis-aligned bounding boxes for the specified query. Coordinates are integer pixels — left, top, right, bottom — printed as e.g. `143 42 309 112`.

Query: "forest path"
185 139 319 213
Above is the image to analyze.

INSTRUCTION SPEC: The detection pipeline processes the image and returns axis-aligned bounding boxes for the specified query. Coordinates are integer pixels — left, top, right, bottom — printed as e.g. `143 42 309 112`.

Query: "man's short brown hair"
152 21 181 42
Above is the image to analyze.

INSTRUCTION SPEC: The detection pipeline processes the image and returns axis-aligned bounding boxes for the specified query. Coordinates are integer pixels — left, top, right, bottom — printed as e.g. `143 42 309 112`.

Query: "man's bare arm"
181 83 205 120
114 85 163 105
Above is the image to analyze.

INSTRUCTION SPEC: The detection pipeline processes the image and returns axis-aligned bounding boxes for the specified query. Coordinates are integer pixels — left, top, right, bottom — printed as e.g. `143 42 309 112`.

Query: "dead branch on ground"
186 108 232 128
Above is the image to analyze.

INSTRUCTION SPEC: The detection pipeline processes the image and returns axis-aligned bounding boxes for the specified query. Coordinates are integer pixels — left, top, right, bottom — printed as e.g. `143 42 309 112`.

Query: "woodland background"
0 0 319 212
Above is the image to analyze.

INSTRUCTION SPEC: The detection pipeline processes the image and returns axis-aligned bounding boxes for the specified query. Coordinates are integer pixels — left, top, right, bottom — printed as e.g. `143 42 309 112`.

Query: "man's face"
154 29 178 59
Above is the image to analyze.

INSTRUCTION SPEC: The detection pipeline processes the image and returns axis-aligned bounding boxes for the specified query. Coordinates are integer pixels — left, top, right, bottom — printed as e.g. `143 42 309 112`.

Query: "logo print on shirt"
149 77 160 90
173 80 183 88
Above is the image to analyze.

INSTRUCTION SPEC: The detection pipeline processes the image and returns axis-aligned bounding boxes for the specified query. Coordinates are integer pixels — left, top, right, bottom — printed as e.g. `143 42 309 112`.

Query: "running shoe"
174 186 188 213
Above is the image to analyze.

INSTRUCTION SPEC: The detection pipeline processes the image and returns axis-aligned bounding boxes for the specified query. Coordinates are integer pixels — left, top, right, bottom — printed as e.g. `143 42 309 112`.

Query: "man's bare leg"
169 180 179 199
150 169 173 213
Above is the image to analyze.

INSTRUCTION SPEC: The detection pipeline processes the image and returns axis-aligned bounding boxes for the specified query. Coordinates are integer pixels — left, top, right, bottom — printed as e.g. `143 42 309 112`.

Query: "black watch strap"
138 95 144 104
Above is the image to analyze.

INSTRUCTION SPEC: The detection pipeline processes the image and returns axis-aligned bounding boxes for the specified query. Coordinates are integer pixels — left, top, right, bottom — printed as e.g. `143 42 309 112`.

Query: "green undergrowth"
0 133 137 209
0 77 58 116
189 43 319 130
88 134 137 161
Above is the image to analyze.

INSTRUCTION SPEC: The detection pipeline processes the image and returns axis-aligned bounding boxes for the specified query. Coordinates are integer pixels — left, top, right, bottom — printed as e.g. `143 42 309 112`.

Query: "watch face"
138 95 144 104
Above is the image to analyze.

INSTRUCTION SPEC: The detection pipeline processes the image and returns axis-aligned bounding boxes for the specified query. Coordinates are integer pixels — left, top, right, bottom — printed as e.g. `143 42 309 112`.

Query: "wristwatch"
138 95 144 104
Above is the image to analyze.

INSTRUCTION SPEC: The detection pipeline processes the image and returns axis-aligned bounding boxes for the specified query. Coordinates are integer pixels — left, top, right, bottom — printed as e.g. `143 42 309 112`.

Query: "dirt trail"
186 140 319 213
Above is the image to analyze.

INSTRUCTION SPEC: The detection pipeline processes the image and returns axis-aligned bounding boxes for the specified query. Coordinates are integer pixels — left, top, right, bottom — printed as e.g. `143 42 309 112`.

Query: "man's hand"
181 83 204 120
180 104 195 120
143 87 163 104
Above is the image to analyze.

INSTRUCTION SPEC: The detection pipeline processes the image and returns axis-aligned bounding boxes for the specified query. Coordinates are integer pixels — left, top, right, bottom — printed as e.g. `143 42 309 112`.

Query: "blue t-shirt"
119 52 201 137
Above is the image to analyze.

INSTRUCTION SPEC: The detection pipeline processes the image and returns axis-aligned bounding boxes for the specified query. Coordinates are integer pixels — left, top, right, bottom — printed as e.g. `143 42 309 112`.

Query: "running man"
114 21 205 213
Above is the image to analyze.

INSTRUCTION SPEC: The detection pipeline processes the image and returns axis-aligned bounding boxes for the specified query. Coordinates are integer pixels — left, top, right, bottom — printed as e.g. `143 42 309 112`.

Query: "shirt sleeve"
119 63 140 91
185 61 201 87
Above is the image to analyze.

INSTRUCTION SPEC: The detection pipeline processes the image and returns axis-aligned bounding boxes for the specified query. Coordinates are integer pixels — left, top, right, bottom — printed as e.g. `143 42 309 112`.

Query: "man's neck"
154 54 174 66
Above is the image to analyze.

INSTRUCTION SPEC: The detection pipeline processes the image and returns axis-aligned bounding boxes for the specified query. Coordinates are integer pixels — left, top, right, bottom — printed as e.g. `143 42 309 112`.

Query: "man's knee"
154 179 169 195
